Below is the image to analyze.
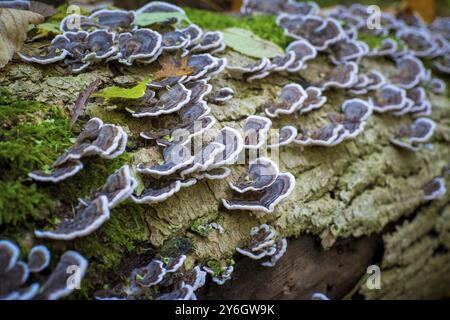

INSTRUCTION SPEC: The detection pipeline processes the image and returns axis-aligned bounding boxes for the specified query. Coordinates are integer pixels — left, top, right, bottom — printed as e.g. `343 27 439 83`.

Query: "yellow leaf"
0 8 44 68
91 78 151 100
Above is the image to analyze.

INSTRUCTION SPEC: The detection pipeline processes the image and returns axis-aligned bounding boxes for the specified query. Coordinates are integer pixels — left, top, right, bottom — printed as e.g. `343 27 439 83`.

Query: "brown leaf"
71 79 103 128
0 8 44 68
153 53 194 80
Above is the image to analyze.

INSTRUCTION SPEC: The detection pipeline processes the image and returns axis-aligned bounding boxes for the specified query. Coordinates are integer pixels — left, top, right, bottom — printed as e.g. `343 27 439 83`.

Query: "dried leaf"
0 8 44 68
154 54 194 80
91 78 151 100
71 79 103 128
222 27 284 58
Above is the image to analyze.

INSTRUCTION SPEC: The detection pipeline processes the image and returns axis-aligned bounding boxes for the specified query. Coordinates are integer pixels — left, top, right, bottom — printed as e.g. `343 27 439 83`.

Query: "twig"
70 79 102 128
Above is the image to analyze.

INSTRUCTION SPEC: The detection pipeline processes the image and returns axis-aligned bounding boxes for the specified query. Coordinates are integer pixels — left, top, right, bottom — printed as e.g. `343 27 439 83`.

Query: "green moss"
74 203 150 271
0 181 52 226
184 8 291 49
159 237 193 258
191 217 213 237
206 259 235 276
0 88 73 227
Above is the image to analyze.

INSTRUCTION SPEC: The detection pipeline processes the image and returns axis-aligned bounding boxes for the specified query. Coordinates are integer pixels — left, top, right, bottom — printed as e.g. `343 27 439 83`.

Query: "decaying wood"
202 235 381 300
0 46 449 300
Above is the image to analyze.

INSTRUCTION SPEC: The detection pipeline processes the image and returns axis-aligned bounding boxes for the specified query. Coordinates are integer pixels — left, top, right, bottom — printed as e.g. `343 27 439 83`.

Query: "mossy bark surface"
0 9 449 299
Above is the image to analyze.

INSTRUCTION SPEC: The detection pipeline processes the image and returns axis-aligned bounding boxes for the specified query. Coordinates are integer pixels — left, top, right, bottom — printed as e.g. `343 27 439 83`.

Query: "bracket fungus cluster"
96 255 207 300
223 157 296 214
0 240 87 300
264 84 327 118
236 224 287 268
241 0 319 16
203 263 234 286
226 39 317 82
423 177 447 201
390 118 437 152
133 127 244 204
29 118 127 183
19 2 227 74
2 0 449 301
277 14 345 51
35 165 136 240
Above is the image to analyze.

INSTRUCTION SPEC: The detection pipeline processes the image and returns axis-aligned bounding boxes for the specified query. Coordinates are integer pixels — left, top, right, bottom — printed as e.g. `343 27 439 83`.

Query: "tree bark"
1 48 449 300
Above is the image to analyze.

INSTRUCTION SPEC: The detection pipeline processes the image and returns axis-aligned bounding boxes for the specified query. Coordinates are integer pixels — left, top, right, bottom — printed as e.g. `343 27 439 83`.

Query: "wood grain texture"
201 235 381 300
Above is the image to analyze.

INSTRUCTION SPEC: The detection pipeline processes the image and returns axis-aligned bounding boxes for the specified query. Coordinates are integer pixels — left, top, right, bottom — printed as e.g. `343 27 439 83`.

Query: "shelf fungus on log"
131 178 197 204
368 38 398 57
138 142 194 177
267 125 298 148
184 54 220 82
223 160 295 214
35 195 110 240
88 165 137 209
315 62 358 90
203 265 234 286
37 251 88 300
28 160 84 183
396 28 437 58
20 30 117 72
0 240 20 274
297 87 327 114
242 0 319 16
29 118 127 183
277 14 345 51
328 98 373 139
174 266 206 291
163 255 186 273
268 51 296 73
429 78 446 94
294 123 346 147
434 53 450 74
236 224 287 267
27 245 51 273
261 238 288 267
131 260 167 288
161 30 189 51
328 38 368 64
191 31 224 54
423 177 447 201
180 142 225 178
227 58 271 82
406 87 432 117
180 24 203 47
156 284 195 300
390 55 426 89
212 127 244 168
390 118 436 151
61 10 136 33
264 83 307 118
115 29 163 66
186 80 213 104
366 70 387 91
131 83 191 117
285 39 317 72
229 157 279 193
209 87 234 103
0 244 87 300
369 85 407 113
243 115 272 149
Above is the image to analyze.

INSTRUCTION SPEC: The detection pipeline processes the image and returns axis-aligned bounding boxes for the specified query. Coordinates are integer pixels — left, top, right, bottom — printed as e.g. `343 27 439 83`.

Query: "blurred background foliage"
55 0 450 19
